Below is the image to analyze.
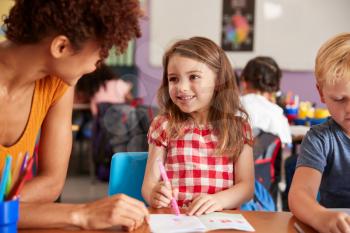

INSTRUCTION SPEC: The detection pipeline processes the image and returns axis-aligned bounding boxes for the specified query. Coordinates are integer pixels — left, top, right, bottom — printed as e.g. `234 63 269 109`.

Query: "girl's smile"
176 94 195 102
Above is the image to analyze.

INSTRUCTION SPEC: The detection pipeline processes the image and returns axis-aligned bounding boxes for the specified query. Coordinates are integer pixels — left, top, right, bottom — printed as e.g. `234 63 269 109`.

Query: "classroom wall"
0 0 14 41
135 12 323 108
0 0 322 107
0 1 13 20
149 0 350 71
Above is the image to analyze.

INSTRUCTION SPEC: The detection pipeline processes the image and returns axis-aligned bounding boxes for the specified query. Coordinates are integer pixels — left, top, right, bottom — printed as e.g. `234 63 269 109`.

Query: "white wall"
150 0 350 70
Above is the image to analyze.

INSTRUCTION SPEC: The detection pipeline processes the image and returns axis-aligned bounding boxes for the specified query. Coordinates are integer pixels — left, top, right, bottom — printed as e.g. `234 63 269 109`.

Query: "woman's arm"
20 87 74 202
19 194 149 230
188 144 254 215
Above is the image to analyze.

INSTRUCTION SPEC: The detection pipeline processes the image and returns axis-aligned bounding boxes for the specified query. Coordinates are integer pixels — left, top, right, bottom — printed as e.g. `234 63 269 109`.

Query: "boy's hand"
187 194 223 216
150 181 178 208
316 210 350 233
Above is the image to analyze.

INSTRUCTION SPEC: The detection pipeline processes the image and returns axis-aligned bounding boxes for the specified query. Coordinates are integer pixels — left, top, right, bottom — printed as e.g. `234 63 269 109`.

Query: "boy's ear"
316 84 325 103
50 35 74 58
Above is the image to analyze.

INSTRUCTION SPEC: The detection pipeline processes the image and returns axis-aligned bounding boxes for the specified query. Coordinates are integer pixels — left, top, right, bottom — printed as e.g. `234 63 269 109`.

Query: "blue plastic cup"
0 199 19 233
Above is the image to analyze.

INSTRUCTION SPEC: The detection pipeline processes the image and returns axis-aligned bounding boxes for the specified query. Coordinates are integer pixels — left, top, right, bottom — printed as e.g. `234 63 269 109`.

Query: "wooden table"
18 208 316 233
73 103 90 111
290 125 310 142
290 125 310 154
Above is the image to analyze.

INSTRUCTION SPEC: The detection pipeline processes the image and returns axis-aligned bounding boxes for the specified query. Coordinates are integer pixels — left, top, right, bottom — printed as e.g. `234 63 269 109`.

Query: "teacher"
0 0 148 231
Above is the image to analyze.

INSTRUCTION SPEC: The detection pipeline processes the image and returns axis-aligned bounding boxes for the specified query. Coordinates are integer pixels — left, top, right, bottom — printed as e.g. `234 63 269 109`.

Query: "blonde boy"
289 33 350 233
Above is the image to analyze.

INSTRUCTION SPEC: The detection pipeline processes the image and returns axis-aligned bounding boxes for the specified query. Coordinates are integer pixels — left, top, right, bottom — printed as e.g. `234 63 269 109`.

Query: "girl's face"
51 40 101 86
167 54 217 123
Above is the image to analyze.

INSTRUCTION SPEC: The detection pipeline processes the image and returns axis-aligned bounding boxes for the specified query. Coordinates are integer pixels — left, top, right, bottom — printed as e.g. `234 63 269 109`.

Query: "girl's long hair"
157 37 252 160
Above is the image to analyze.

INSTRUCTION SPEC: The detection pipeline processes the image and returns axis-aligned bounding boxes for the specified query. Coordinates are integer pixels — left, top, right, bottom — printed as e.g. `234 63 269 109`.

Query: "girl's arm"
289 167 350 233
213 144 254 208
142 143 174 207
188 144 254 215
20 87 74 202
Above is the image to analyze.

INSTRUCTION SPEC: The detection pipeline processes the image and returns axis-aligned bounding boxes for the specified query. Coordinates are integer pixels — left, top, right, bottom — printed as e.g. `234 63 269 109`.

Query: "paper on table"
149 214 205 233
149 212 255 233
199 212 255 232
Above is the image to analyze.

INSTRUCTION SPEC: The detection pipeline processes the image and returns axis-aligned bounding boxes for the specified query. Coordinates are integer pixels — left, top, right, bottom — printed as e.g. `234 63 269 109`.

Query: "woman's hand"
150 181 178 208
75 194 149 231
187 194 223 216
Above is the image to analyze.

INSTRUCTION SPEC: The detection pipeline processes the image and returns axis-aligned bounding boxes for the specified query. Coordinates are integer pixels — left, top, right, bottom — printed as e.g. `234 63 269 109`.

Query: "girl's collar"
185 118 213 129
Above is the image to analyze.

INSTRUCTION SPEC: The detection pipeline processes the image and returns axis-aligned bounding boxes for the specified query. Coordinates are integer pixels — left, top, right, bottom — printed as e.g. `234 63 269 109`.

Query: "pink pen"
157 158 180 216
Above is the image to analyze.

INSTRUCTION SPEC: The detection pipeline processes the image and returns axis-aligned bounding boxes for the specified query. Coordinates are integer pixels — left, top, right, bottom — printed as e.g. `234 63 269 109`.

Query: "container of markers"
0 198 19 233
284 106 298 123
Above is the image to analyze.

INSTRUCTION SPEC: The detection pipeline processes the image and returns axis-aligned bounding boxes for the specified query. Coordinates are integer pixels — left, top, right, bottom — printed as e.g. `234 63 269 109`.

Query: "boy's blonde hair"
315 33 350 88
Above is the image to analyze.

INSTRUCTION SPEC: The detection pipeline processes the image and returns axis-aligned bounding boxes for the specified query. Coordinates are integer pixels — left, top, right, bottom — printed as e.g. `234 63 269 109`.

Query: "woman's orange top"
0 76 68 176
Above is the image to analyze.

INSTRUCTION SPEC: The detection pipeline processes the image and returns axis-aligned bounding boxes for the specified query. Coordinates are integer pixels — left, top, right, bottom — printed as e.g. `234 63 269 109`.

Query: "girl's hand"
187 194 223 216
315 210 350 233
150 181 178 208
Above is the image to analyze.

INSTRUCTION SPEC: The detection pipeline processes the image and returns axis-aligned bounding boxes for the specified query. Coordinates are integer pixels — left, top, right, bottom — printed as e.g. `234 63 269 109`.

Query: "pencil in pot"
6 155 34 201
0 155 12 201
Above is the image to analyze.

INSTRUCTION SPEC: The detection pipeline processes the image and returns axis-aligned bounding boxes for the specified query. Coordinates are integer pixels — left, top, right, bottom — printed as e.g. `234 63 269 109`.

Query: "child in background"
289 33 350 233
142 37 254 216
240 56 292 145
76 64 133 116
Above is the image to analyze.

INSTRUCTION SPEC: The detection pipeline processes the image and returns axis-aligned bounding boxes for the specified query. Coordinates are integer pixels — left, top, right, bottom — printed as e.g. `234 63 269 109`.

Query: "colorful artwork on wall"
221 0 255 51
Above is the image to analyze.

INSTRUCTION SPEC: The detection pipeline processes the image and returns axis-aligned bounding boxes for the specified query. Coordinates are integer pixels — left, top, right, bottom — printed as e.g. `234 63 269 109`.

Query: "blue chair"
108 152 148 203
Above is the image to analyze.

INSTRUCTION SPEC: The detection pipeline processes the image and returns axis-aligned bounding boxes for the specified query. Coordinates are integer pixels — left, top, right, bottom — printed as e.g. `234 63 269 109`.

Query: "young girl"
142 37 254 216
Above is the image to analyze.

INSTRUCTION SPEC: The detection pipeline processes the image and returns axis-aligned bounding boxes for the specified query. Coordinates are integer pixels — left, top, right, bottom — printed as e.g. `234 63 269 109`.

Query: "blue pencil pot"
0 199 19 233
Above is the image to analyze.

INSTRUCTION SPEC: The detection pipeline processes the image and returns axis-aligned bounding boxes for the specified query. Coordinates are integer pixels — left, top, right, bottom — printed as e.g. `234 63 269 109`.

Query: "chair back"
108 152 148 203
253 129 282 204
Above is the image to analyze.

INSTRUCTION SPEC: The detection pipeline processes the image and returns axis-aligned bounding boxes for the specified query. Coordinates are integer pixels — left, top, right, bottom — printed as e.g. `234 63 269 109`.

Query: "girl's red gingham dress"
148 115 238 207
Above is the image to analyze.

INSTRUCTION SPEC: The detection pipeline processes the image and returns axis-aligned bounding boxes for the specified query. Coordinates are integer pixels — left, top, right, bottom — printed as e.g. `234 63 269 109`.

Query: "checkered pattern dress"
148 115 242 207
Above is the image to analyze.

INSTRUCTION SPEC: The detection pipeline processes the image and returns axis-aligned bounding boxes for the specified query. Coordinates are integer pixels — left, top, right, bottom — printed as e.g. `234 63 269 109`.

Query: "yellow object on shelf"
306 108 315 118
298 101 314 119
298 108 307 119
314 108 330 119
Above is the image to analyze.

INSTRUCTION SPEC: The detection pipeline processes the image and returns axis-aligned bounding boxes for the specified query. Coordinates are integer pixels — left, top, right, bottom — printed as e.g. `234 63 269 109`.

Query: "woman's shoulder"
36 75 69 104
37 75 67 91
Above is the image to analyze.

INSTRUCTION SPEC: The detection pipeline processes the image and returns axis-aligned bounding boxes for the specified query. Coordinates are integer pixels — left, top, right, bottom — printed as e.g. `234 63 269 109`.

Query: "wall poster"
221 0 255 51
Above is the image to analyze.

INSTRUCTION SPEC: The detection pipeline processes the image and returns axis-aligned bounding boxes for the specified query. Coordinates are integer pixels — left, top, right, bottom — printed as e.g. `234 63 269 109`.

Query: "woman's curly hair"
3 0 142 59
